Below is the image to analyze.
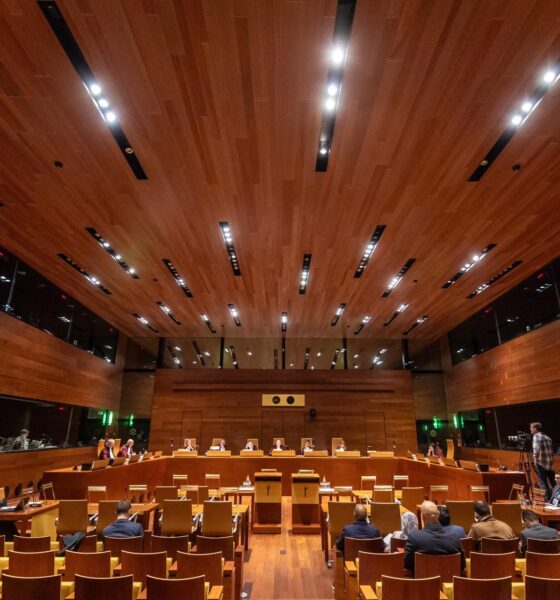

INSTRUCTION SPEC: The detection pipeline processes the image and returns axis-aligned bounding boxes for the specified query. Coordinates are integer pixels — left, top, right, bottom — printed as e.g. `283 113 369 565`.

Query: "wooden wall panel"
442 320 560 412
0 311 125 410
150 370 417 454
119 371 154 419
412 373 448 420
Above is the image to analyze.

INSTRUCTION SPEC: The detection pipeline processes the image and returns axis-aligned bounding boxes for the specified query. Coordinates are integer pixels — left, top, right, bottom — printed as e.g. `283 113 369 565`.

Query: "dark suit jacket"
404 522 465 573
550 484 560 506
520 523 559 553
336 520 382 554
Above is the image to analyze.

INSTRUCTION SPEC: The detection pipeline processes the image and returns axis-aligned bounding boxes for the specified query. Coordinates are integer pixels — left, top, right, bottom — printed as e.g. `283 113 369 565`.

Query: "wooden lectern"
291 472 321 534
254 471 282 534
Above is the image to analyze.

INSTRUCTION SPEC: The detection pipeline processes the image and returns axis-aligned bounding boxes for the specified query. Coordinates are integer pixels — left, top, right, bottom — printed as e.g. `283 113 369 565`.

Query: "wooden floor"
242 498 333 599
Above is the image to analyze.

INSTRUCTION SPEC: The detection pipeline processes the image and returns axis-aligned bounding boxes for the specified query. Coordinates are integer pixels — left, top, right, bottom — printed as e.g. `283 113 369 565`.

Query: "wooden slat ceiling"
0 0 559 341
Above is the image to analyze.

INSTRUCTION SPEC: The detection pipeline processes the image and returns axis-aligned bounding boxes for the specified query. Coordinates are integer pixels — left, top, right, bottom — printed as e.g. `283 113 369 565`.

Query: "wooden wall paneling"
261 410 284 450
119 371 154 419
366 412 387 451
180 411 202 449
282 410 305 451
412 373 448 420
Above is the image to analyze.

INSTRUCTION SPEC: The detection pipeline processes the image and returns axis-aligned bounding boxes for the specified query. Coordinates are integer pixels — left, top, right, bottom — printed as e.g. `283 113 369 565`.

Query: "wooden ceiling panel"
0 0 559 342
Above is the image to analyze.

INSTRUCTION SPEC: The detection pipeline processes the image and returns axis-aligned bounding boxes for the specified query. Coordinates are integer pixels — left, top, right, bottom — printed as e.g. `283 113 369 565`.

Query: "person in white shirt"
272 439 285 451
13 429 30 450
337 439 347 452
303 440 314 453
245 441 256 451
184 439 197 451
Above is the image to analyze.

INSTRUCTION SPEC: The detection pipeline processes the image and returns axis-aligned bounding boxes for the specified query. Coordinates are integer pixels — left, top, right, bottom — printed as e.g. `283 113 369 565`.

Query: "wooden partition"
150 369 417 455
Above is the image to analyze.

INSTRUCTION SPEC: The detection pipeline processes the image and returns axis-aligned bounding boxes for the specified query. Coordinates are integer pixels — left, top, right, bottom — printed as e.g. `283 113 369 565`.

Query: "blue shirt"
102 519 144 539
336 520 382 553
443 524 466 538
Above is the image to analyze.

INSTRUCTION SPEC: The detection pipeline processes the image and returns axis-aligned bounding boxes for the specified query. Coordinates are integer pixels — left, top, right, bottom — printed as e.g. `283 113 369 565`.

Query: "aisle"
242 497 334 599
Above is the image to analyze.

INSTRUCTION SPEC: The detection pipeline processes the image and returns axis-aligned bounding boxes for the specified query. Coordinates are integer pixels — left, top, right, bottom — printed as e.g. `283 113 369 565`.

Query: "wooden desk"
254 472 282 534
0 500 59 540
291 473 320 534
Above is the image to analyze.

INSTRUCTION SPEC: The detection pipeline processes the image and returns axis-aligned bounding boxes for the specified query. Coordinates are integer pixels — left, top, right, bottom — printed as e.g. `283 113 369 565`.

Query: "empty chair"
156 486 179 502
344 537 385 562
470 551 515 579
104 535 143 558
173 474 189 487
120 550 167 587
526 551 560 578
13 535 51 552
393 475 409 490
160 499 200 536
40 482 56 500
381 574 441 600
95 500 119 533
491 503 522 536
445 501 474 533
452 575 512 600
145 574 206 600
469 485 490 502
128 484 148 503
356 551 404 590
480 537 520 555
429 485 448 504
373 485 394 503
75 573 134 599
415 552 462 582
360 476 376 490
8 550 55 576
1 573 60 600
63 550 112 581
205 474 221 497
87 485 107 502
509 483 525 500
201 501 239 538
525 574 560 599
400 487 425 512
57 499 89 536
369 502 401 536
196 535 242 600
184 486 200 504
527 537 560 553
176 550 222 586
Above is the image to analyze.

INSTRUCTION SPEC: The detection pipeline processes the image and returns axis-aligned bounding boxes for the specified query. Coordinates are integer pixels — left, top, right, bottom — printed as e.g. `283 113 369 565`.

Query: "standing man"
531 422 555 501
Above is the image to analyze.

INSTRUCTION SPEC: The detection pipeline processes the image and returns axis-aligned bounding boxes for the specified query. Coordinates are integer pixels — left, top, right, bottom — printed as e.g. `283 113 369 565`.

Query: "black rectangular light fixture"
201 314 216 334
219 222 241 276
299 254 312 294
315 0 357 171
331 303 346 326
403 315 428 336
156 301 181 325
382 259 416 297
37 1 148 179
162 259 193 297
229 346 239 369
132 313 158 333
466 261 523 299
304 347 310 369
383 303 408 327
353 315 371 335
228 304 241 326
442 244 497 288
192 341 205 366
57 253 111 294
281 312 288 333
85 228 138 279
330 349 340 370
354 226 386 278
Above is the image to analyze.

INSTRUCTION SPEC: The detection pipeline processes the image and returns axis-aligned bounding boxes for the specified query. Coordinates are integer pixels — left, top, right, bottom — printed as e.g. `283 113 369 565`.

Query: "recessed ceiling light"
132 313 157 333
353 315 371 335
156 301 181 325
382 258 416 297
543 70 556 83
85 228 139 279
466 260 523 299
281 312 288 333
521 101 533 113
403 315 429 335
384 304 408 327
162 259 193 297
105 111 117 123
174 346 182 351
331 303 346 326
327 83 338 96
219 221 241 276
325 97 336 111
228 304 241 326
442 244 496 288
319 146 328 155
299 254 312 294
57 253 111 294
354 226 386 277
331 46 346 65
98 98 109 108
89 83 101 95
511 114 522 126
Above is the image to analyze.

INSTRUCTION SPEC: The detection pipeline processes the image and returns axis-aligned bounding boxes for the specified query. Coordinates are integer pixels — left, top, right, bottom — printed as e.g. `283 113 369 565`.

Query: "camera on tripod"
508 431 532 451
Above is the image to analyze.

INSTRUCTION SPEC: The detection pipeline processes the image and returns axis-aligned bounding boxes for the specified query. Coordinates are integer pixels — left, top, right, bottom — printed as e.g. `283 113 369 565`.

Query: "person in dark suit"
438 505 466 538
404 501 465 575
98 438 115 460
271 439 286 452
102 500 144 539
519 509 559 554
336 504 383 556
549 472 560 506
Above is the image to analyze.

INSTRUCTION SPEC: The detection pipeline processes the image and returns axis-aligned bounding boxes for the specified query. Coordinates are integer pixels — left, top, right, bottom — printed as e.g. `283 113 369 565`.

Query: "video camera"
507 431 532 451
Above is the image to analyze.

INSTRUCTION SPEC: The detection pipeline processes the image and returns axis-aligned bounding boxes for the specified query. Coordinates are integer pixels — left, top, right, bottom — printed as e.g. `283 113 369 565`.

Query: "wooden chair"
369 502 401 536
74 573 134 598
57 499 89 536
392 475 409 490
183 438 198 448
8 549 55 576
95 500 119 534
198 486 209 503
344 537 385 562
527 537 560 553
380 574 441 600
173 475 189 488
452 575 512 600
247 438 260 450
128 484 149 503
390 537 406 553
177 550 222 586
195 535 242 600
469 485 490 502
327 502 355 558
103 535 143 558
331 438 344 456
161 499 200 536
470 551 515 578
0 535 5 557
120 550 167 587
526 551 560 577
533 488 547 504
445 501 474 532
400 487 425 511
355 551 403 590
201 501 239 538
145 574 206 600
480 537 520 555
373 485 394 503
491 503 522 536
205 475 221 498
87 485 107 503
429 485 448 504
415 552 462 582
211 438 224 447
460 537 473 558
360 476 376 490
63 550 112 580
1 573 60 600
40 482 56 500
272 437 285 448
150 535 190 561
525 574 560 599
509 483 524 500
13 535 51 552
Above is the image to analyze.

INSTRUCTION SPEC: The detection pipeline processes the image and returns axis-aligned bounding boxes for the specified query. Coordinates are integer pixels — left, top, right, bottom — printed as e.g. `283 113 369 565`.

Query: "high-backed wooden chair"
8 550 55 576
211 439 223 447
161 499 200 536
415 552 462 582
87 486 107 503
525 574 560 598
354 551 403 593
380 575 441 600
145 574 206 600
195 535 241 600
201 501 239 538
75 573 134 598
526 551 560 578
509 483 524 500
95 500 119 534
369 503 401 536
393 475 409 490
428 485 448 504
198 486 209 503
480 537 520 555
128 484 149 503
360 476 376 490
452 575 512 600
0 535 5 557
183 438 198 448
40 482 56 500
272 438 285 449
103 535 143 558
469 485 490 502
177 550 223 586
400 487 425 512
205 475 221 497
13 535 51 552
445 501 474 532
327 502 355 549
527 537 560 553
390 537 407 553
63 550 112 581
150 535 190 561
120 550 167 587
533 488 547 504
344 537 385 562
460 537 473 558
1 573 60 600
331 438 344 455
373 486 394 503
470 551 515 578
247 438 260 450
57 499 89 536
491 503 522 536
173 475 189 488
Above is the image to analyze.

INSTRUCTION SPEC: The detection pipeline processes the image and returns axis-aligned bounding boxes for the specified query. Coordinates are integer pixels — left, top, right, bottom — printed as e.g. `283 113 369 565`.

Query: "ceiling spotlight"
319 146 328 155
325 97 336 111
102 242 110 248
174 346 182 351
511 114 522 126
247 351 252 356
90 83 102 95
128 268 135 274
281 314 288 324
331 46 346 65
543 70 556 83
105 111 117 123
327 83 338 96
317 352 322 357
98 98 109 108
521 101 532 113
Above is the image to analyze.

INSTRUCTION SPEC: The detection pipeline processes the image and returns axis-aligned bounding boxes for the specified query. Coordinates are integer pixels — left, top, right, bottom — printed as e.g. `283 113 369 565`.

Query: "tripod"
518 447 537 502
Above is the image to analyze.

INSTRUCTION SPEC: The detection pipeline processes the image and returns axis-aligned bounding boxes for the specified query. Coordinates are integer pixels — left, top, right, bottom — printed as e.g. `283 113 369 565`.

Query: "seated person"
183 439 197 451
336 439 347 452
404 501 465 575
438 505 466 538
209 439 227 451
117 438 135 458
38 434 53 448
102 500 144 538
302 440 314 453
384 511 418 550
467 500 514 549
244 441 258 451
271 439 286 452
519 509 559 554
12 429 30 450
549 472 560 506
98 438 115 460
336 504 383 556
